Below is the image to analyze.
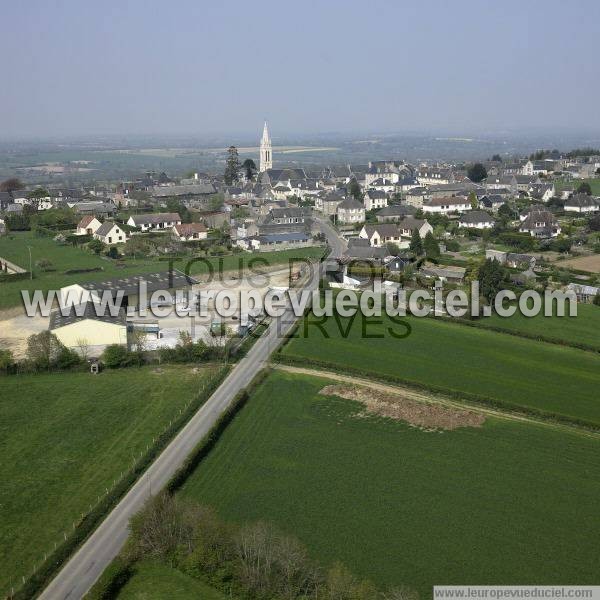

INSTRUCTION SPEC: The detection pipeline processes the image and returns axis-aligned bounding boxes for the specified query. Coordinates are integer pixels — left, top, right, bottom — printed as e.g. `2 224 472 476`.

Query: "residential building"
458 211 495 229
564 194 598 213
363 190 388 211
172 222 208 241
127 212 181 232
76 216 102 236
93 221 127 244
519 210 561 238
336 197 365 224
422 196 471 214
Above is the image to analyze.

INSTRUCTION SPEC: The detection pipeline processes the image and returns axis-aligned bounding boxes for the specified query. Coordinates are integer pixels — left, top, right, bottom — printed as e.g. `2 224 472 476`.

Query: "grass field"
555 176 600 195
453 302 600 350
117 561 230 600
282 312 600 425
0 365 219 593
179 371 600 596
0 231 324 310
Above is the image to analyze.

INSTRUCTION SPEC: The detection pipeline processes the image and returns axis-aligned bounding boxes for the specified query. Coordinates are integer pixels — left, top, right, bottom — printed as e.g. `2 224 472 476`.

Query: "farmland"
0 231 324 310
117 561 229 600
0 365 220 593
179 370 600 596
282 312 600 426
451 302 600 351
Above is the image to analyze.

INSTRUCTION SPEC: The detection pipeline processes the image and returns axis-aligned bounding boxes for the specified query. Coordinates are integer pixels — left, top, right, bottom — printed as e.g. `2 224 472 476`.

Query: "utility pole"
27 246 32 280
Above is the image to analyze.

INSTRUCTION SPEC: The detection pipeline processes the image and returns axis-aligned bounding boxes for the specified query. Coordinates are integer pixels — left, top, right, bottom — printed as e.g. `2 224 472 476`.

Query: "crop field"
117 561 229 600
555 177 600 196
0 365 220 593
452 302 600 351
282 312 600 426
179 371 600 596
0 232 324 310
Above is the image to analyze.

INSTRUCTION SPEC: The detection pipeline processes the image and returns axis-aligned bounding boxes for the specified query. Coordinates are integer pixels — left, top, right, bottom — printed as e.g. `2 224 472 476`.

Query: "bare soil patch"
556 254 600 273
319 384 485 431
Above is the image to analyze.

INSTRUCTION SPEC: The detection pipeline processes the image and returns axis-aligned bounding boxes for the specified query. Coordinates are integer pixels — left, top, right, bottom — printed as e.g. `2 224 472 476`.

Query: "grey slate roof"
49 301 126 330
80 270 197 296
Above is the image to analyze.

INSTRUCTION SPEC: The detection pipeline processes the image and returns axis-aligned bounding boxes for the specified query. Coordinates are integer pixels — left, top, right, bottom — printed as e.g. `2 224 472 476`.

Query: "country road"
39 217 346 600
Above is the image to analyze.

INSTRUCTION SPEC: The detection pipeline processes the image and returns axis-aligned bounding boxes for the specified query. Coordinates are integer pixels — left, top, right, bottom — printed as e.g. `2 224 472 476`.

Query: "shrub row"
0 270 32 282
273 353 599 432
12 365 230 600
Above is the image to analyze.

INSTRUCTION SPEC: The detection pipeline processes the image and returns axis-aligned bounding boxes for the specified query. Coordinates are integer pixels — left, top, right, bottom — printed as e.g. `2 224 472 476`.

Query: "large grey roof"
80 270 197 296
49 301 126 330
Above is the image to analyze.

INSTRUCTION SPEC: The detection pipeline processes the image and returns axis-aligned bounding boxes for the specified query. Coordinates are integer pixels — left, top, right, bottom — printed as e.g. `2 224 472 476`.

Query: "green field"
555 176 600 195
179 371 600 596
0 365 219 593
117 561 230 600
282 312 600 425
451 303 600 351
0 231 324 310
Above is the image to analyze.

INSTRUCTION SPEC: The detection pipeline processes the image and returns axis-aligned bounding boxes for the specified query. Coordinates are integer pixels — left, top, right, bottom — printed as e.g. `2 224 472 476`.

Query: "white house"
422 196 471 214
127 212 182 232
519 210 561 238
395 217 433 238
172 222 208 241
76 215 102 236
93 221 127 244
358 224 403 247
368 178 395 194
458 211 495 229
564 194 598 213
363 190 388 211
336 197 365 224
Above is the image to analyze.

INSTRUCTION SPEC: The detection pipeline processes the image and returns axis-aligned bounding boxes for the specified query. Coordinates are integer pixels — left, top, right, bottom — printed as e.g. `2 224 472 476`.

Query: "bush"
101 344 134 368
0 348 14 373
106 245 120 259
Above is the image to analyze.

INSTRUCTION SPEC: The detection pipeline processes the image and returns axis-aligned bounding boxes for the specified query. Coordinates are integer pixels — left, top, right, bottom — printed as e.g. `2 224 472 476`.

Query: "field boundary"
273 353 600 432
11 364 231 600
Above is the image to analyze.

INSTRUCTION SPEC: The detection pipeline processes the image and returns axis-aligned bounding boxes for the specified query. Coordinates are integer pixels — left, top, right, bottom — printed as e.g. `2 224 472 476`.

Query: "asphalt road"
39 217 346 600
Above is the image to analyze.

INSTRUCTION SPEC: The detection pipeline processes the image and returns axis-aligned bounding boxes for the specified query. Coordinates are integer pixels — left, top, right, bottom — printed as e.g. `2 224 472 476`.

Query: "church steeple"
259 121 272 172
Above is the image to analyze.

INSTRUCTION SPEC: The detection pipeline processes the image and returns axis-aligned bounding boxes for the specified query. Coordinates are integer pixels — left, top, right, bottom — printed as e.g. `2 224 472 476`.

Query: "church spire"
259 121 272 172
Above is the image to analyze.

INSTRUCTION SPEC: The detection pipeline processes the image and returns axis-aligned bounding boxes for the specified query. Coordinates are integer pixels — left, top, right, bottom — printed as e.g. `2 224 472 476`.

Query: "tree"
0 177 24 192
242 158 256 180
0 349 14 373
106 245 120 259
478 258 507 303
577 182 592 195
26 331 65 370
467 163 488 183
224 145 240 185
424 231 440 258
348 178 362 200
386 242 401 256
27 187 49 199
88 238 105 254
491 154 502 162
589 214 600 232
468 190 478 210
409 229 423 255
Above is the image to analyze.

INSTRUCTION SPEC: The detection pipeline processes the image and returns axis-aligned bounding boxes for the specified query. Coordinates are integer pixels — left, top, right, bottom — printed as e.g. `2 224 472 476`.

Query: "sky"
2 0 600 138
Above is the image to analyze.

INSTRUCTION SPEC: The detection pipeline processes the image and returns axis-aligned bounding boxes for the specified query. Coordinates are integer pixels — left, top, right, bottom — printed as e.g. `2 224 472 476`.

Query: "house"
49 301 127 354
515 175 540 192
458 211 495 229
237 232 312 252
405 187 428 207
396 217 433 238
359 224 403 247
519 210 561 238
172 222 208 241
420 263 466 283
529 182 555 202
363 190 388 211
486 174 517 194
486 250 536 269
336 197 365 224
76 216 102 236
368 178 395 194
93 221 127 244
416 167 453 186
564 194 598 213
422 196 471 214
127 212 182 232
315 192 344 216
343 245 388 263
478 194 507 213
566 283 599 304
376 204 417 222
68 201 117 217
521 160 557 176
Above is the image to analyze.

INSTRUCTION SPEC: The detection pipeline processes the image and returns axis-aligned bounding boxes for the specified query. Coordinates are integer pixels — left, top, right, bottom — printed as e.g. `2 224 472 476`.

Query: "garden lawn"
0 231 324 310
282 312 600 425
0 364 219 594
180 371 600 597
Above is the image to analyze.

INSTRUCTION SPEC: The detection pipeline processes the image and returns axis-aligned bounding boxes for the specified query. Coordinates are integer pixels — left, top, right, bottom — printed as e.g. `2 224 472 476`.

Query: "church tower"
259 121 272 172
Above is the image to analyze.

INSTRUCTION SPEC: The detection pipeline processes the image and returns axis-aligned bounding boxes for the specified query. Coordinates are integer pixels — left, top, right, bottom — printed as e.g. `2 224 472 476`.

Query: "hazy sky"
2 0 600 138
